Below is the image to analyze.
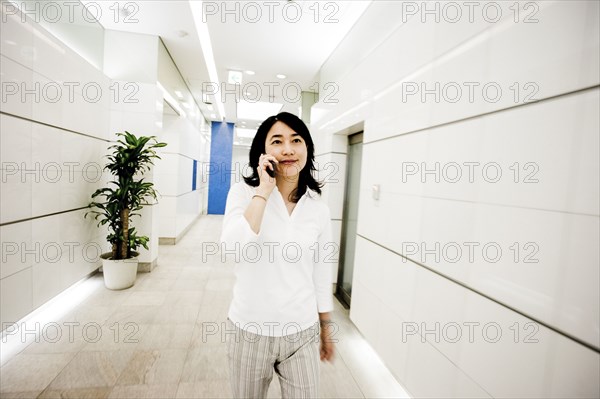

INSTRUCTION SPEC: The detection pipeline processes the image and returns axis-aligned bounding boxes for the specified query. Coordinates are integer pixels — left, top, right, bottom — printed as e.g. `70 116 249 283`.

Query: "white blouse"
220 181 335 337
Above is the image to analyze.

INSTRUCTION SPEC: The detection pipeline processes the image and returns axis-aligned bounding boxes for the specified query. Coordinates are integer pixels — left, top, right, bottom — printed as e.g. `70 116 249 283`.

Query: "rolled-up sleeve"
313 205 335 313
219 182 260 250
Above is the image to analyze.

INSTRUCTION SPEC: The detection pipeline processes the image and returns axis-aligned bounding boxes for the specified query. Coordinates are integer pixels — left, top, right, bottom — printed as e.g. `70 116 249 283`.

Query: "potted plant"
85 131 167 290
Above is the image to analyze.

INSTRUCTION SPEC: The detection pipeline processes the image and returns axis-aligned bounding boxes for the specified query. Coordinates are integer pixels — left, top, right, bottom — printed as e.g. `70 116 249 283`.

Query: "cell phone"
266 160 276 178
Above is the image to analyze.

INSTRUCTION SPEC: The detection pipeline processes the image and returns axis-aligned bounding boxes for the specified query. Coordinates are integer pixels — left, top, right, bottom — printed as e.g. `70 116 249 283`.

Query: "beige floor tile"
179 346 229 383
199 289 232 305
23 334 87 355
189 321 229 347
175 380 232 398
82 286 134 308
0 215 411 398
163 291 204 308
319 359 364 398
137 324 195 350
169 278 207 292
195 306 229 327
115 349 187 386
38 387 112 398
58 305 115 326
204 278 235 292
80 324 148 352
0 391 44 398
152 306 199 325
132 276 176 292
108 384 178 399
0 353 76 393
103 306 159 326
48 350 134 389
149 266 182 275
121 291 167 307
178 268 211 281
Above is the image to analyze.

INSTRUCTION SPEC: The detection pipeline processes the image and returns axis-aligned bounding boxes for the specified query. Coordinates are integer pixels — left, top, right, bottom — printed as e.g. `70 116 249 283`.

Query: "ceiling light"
176 30 189 38
237 100 283 121
207 104 214 111
119 7 132 17
236 128 257 138
175 90 183 98
228 70 243 85
189 1 226 120
245 70 255 75
276 74 286 79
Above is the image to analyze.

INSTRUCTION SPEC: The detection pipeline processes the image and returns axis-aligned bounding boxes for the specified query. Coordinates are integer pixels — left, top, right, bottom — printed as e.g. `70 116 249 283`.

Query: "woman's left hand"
320 325 335 362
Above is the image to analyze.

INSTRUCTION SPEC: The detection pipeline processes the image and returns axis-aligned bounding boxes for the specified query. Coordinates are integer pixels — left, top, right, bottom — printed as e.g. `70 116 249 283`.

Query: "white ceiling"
82 0 370 142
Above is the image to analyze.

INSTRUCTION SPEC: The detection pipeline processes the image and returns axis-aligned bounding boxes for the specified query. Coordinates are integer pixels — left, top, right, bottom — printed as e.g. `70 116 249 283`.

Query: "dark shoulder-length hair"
243 111 323 203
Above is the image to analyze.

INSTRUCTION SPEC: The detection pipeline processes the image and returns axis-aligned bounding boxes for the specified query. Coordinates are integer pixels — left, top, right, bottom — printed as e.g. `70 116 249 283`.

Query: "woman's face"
264 121 308 180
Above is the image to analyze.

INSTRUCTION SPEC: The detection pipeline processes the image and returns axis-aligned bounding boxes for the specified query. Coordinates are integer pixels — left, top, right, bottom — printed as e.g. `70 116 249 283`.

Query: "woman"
220 112 335 398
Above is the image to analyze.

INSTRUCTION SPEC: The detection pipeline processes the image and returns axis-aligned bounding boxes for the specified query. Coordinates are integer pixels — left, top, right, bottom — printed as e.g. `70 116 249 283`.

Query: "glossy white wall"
0 6 179 328
155 40 210 243
312 1 599 397
0 6 109 328
156 115 209 241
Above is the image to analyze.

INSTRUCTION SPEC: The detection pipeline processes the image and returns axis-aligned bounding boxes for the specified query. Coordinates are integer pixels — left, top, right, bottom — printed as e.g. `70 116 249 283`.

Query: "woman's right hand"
257 153 278 194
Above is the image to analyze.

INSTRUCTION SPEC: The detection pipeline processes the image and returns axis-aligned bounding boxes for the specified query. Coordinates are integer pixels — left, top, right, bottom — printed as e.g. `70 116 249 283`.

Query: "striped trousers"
226 319 321 398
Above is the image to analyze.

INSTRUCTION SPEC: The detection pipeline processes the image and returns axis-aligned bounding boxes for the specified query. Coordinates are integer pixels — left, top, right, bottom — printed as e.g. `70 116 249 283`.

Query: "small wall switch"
372 184 380 200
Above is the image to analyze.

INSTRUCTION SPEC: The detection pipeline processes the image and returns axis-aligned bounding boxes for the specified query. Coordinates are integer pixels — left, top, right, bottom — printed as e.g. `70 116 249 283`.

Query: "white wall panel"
0 8 111 329
315 0 600 397
0 268 32 329
315 152 346 221
362 89 599 215
357 89 600 347
0 6 34 70
0 221 32 280
352 237 600 398
316 1 600 142
0 55 34 120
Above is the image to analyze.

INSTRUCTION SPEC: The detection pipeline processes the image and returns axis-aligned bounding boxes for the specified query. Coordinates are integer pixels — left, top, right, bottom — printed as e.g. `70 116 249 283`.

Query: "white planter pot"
100 252 139 290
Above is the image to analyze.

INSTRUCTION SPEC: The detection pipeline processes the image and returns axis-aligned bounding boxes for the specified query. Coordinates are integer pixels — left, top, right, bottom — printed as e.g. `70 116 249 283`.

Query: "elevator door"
335 132 363 308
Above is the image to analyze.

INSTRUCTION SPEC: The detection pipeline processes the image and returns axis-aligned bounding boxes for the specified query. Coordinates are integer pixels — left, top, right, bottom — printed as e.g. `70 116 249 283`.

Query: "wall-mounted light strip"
0 275 103 365
189 0 226 121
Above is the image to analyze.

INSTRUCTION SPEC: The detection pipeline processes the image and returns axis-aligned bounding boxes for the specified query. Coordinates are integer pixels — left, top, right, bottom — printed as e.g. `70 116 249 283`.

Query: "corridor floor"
0 215 409 398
